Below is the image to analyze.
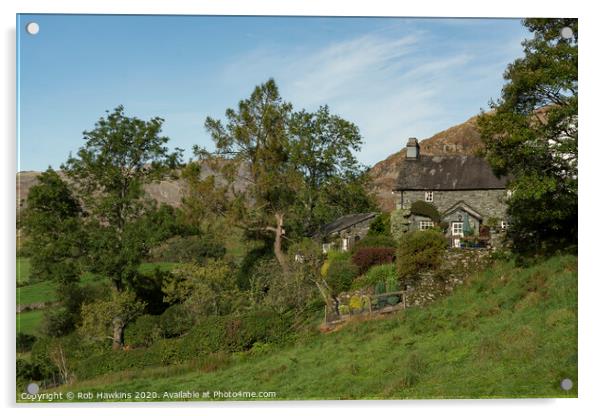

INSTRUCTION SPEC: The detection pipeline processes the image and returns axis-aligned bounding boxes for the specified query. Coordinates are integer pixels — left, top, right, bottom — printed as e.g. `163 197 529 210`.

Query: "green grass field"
16 310 45 335
16 259 179 335
40 254 577 401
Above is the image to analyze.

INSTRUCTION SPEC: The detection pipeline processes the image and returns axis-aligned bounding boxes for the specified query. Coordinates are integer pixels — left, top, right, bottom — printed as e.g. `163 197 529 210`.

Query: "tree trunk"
273 212 289 274
112 317 125 351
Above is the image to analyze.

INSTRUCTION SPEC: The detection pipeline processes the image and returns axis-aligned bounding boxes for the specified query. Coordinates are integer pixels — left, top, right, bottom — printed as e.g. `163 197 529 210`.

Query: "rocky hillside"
368 114 483 211
17 114 484 214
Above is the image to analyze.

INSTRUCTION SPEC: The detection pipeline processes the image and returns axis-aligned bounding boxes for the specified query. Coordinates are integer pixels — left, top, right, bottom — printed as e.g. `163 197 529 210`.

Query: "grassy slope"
46 254 577 400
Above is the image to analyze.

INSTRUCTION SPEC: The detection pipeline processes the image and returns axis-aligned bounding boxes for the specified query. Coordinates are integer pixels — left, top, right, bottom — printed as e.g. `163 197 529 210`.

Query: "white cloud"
219 28 517 165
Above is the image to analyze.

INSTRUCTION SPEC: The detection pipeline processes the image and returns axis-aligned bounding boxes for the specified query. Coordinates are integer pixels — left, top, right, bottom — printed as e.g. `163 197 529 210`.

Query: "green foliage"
367 212 392 237
352 263 399 290
20 168 84 285
162 260 240 317
41 255 577 400
78 289 145 345
410 201 441 223
159 304 195 338
325 252 359 295
62 105 182 290
397 230 448 283
124 315 162 348
477 18 577 255
149 234 226 264
16 332 37 353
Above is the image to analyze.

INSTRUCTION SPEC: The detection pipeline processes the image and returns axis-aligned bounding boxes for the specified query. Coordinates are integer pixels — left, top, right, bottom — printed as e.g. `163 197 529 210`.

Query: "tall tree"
196 79 375 272
288 106 377 236
477 18 577 254
199 79 299 272
20 168 83 285
63 105 182 348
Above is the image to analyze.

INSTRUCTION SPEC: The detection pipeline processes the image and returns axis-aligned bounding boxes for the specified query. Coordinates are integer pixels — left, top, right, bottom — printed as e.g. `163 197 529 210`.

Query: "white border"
2 1 599 415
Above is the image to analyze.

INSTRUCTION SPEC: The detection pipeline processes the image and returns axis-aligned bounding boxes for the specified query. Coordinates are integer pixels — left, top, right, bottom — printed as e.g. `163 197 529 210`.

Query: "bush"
352 234 397 251
410 201 441 223
353 263 398 290
149 234 226 263
159 304 195 338
17 332 37 353
367 212 391 236
351 247 396 274
325 252 359 295
125 314 162 347
42 308 76 337
397 230 448 283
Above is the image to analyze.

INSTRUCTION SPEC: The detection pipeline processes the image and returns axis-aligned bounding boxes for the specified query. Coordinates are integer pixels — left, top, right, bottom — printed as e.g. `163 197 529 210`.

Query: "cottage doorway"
451 221 463 248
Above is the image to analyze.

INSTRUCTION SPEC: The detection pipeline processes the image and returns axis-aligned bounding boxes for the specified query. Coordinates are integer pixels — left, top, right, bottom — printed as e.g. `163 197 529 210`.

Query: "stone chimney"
406 137 420 160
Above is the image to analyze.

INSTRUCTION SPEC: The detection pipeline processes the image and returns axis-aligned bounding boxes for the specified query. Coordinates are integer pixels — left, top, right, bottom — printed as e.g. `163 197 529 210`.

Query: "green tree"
477 18 577 254
162 260 241 316
287 106 377 236
63 105 182 348
197 80 375 273
20 168 83 284
79 289 145 350
199 79 297 272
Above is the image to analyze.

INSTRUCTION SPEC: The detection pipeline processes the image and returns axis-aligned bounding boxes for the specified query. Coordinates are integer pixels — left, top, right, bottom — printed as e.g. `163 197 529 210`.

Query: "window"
322 243 331 253
500 220 507 230
452 222 464 236
506 189 513 198
419 220 434 230
342 237 349 252
424 191 434 202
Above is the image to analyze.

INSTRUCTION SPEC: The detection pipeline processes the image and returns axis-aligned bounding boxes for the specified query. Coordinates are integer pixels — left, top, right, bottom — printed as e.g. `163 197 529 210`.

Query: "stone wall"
401 189 507 223
405 248 492 306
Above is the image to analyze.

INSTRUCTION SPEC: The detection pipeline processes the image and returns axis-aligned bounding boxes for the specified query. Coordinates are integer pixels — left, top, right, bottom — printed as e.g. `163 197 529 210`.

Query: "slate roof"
442 200 483 220
394 155 509 191
315 212 377 237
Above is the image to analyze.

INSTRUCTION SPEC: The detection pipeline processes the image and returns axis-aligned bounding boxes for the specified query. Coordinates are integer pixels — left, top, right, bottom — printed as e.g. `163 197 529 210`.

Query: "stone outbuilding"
313 212 377 253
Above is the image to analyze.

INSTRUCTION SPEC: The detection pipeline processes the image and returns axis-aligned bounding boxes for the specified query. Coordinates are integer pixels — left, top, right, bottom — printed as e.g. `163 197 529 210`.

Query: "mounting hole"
560 26 573 40
26 22 40 35
560 378 573 391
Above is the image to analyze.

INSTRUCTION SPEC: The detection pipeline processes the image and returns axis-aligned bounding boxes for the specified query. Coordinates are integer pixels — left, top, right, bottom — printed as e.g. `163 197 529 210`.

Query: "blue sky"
17 14 530 172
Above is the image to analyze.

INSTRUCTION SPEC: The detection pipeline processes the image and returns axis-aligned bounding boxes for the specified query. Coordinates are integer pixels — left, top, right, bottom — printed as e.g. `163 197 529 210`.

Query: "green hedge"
72 309 293 381
410 201 441 223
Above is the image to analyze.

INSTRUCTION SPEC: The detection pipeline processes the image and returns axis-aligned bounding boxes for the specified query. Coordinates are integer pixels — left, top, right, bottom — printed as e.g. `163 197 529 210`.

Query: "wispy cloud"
219 26 522 165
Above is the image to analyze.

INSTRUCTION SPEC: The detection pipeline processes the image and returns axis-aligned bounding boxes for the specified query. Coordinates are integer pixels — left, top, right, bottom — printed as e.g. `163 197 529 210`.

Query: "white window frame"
452 222 464 236
322 243 331 253
419 220 434 230
500 220 508 230
424 191 434 202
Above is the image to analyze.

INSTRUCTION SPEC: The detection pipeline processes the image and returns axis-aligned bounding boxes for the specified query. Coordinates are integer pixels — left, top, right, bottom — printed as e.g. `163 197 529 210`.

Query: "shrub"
125 314 162 347
351 247 396 274
410 201 441 223
390 208 411 241
397 229 448 283
326 252 359 295
353 264 398 289
149 234 226 263
367 212 391 236
159 304 195 338
17 332 37 353
42 308 76 337
352 234 397 251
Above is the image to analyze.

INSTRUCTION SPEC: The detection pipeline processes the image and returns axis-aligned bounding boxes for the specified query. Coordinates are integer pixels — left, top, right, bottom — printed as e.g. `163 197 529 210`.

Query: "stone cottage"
313 212 377 253
393 138 510 247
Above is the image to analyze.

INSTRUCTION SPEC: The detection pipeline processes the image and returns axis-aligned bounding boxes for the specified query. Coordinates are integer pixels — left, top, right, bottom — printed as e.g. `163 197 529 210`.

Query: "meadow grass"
16 257 31 285
40 254 577 401
16 260 179 335
16 310 45 335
